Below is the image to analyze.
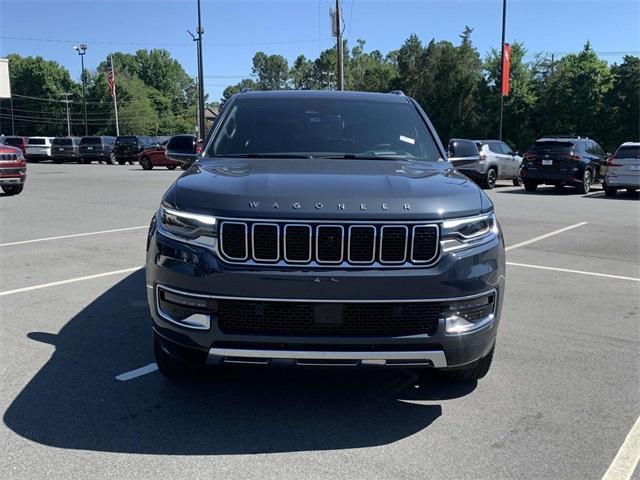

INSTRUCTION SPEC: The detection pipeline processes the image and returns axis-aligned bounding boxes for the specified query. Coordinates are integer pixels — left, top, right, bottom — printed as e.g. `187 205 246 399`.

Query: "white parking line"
505 222 588 251
0 226 147 247
115 363 158 381
0 266 143 297
507 262 640 282
602 415 640 480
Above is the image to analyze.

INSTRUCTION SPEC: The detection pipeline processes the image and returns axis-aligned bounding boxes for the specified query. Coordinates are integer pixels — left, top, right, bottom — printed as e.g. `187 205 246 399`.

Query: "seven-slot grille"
219 220 439 266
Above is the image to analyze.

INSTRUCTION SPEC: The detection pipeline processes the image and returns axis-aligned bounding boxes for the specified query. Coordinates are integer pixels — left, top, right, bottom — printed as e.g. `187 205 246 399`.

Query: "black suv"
146 90 505 382
51 137 81 163
79 136 116 164
112 136 158 165
521 136 606 193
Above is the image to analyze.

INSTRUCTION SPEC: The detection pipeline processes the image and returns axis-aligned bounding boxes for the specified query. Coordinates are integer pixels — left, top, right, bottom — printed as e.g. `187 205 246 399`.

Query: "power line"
0 35 332 48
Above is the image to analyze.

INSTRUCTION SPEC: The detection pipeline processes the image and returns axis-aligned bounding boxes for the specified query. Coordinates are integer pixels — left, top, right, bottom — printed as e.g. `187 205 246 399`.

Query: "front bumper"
0 167 26 185
146 228 505 369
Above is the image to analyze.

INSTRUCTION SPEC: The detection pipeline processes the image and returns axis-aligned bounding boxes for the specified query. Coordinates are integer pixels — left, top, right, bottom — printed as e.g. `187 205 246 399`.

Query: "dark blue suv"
146 90 505 382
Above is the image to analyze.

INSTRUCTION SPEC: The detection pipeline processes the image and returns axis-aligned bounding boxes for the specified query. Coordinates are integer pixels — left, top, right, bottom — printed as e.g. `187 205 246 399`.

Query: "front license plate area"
542 159 553 166
314 304 343 324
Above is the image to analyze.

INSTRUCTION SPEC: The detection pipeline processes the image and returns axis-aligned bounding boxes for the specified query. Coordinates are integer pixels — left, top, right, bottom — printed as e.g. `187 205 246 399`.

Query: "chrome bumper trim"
208 347 448 368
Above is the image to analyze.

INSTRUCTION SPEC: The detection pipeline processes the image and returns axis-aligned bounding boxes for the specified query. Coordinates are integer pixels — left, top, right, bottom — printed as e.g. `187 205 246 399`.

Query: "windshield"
4 137 24 147
27 138 46 145
208 97 442 161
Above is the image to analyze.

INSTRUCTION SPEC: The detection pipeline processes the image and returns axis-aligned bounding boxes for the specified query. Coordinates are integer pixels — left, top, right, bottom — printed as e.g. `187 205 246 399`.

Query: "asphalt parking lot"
1 163 639 480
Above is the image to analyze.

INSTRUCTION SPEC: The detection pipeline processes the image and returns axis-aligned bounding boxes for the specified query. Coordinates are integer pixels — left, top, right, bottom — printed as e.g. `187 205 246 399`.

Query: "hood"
167 157 489 220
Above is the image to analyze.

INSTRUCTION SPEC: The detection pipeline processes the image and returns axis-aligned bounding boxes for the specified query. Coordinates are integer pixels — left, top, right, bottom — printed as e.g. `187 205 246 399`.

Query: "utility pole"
498 0 507 140
73 44 88 136
332 0 345 90
189 0 206 142
61 92 72 136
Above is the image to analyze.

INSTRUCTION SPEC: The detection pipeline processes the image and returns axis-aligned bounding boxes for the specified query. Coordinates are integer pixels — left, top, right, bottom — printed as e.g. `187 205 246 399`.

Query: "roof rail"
239 88 254 93
387 90 405 96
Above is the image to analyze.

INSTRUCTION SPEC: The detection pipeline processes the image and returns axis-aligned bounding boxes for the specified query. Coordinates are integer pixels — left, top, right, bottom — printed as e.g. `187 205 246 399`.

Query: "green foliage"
4 39 637 151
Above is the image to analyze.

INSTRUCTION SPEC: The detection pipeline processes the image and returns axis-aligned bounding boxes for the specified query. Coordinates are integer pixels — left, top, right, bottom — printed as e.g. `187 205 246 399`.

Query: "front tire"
154 333 189 380
441 346 495 381
140 157 153 170
109 153 118 165
482 168 497 189
2 184 24 195
180 163 189 170
524 180 538 192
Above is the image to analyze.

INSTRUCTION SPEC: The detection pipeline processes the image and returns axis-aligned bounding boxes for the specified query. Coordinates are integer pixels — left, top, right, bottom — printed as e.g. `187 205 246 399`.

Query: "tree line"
1 49 198 137
2 28 638 152
224 28 638 153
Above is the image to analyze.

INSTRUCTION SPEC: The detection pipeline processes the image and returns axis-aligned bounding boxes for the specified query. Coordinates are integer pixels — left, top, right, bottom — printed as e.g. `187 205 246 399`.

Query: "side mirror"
166 136 198 165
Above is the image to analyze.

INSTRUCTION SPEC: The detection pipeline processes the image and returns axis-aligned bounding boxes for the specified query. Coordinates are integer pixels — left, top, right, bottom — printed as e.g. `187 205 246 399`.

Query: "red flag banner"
501 43 511 97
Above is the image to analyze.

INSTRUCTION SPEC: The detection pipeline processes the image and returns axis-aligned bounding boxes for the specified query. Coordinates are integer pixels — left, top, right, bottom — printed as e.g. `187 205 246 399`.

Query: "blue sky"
1 0 639 100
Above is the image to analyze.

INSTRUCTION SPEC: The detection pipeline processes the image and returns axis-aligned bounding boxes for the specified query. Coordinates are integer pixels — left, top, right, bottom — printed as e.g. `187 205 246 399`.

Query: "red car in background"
3 136 29 153
0 144 27 195
139 136 195 170
138 139 184 170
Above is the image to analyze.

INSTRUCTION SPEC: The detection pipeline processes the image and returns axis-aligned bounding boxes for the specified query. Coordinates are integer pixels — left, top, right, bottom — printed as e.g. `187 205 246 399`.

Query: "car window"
80 137 102 145
500 142 514 155
209 97 442 161
531 141 574 154
592 142 605 157
4 137 24 147
52 138 73 146
27 138 46 146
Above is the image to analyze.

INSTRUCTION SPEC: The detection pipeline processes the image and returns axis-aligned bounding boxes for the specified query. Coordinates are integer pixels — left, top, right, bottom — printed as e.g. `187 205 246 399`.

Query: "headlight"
440 213 498 252
158 205 218 239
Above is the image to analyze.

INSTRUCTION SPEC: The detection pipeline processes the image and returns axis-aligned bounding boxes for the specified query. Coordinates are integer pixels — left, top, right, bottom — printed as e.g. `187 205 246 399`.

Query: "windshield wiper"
217 153 313 159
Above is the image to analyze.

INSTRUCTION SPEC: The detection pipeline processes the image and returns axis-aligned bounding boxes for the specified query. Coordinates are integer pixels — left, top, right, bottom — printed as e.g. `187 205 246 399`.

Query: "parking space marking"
0 266 143 297
602 415 640 480
507 262 640 282
115 363 158 381
0 226 147 247
505 222 588 251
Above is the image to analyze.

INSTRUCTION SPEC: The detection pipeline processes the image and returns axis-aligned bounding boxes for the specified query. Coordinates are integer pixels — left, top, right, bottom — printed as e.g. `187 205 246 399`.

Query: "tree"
252 52 289 90
2 54 81 136
483 42 537 151
603 55 640 150
347 39 396 92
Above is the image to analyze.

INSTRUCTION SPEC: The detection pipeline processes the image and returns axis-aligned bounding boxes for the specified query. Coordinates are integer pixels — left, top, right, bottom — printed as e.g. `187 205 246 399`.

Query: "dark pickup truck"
146 90 505 383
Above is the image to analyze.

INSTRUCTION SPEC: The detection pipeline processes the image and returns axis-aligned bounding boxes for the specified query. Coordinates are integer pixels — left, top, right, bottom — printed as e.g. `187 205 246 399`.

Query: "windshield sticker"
399 135 415 145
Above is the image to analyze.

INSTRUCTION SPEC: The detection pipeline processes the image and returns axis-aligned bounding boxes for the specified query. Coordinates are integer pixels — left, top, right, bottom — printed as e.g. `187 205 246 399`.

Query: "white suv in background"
448 139 523 189
25 137 54 162
604 142 640 197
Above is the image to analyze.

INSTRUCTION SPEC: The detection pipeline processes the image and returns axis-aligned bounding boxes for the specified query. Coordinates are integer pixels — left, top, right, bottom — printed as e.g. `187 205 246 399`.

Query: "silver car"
448 139 523 189
604 142 640 197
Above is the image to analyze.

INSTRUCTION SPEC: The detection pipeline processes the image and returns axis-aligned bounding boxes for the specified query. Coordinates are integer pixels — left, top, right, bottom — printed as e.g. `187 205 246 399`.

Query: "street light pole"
190 0 206 142
498 0 507 140
334 0 344 90
74 44 88 136
61 92 72 136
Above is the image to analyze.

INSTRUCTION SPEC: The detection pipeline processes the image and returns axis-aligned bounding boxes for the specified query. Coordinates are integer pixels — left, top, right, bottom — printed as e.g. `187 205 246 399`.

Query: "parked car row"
448 136 639 195
0 135 194 170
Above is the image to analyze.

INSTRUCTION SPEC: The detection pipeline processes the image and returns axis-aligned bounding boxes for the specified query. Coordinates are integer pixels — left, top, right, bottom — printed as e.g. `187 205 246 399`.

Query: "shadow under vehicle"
4 270 476 455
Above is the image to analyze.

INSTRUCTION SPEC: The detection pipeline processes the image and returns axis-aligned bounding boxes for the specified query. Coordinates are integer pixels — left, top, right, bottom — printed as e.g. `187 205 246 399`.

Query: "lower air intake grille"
217 300 443 337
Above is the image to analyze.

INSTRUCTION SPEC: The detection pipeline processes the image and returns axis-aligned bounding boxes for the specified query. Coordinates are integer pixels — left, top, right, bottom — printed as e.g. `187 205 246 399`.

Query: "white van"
25 137 54 161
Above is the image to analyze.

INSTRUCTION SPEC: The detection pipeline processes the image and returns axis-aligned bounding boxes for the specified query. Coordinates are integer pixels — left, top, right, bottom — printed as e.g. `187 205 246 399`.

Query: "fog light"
157 287 216 330
444 293 495 334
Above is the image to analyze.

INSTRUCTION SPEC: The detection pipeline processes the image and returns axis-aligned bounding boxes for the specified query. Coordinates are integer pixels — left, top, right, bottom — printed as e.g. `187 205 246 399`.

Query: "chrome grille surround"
218 218 441 268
